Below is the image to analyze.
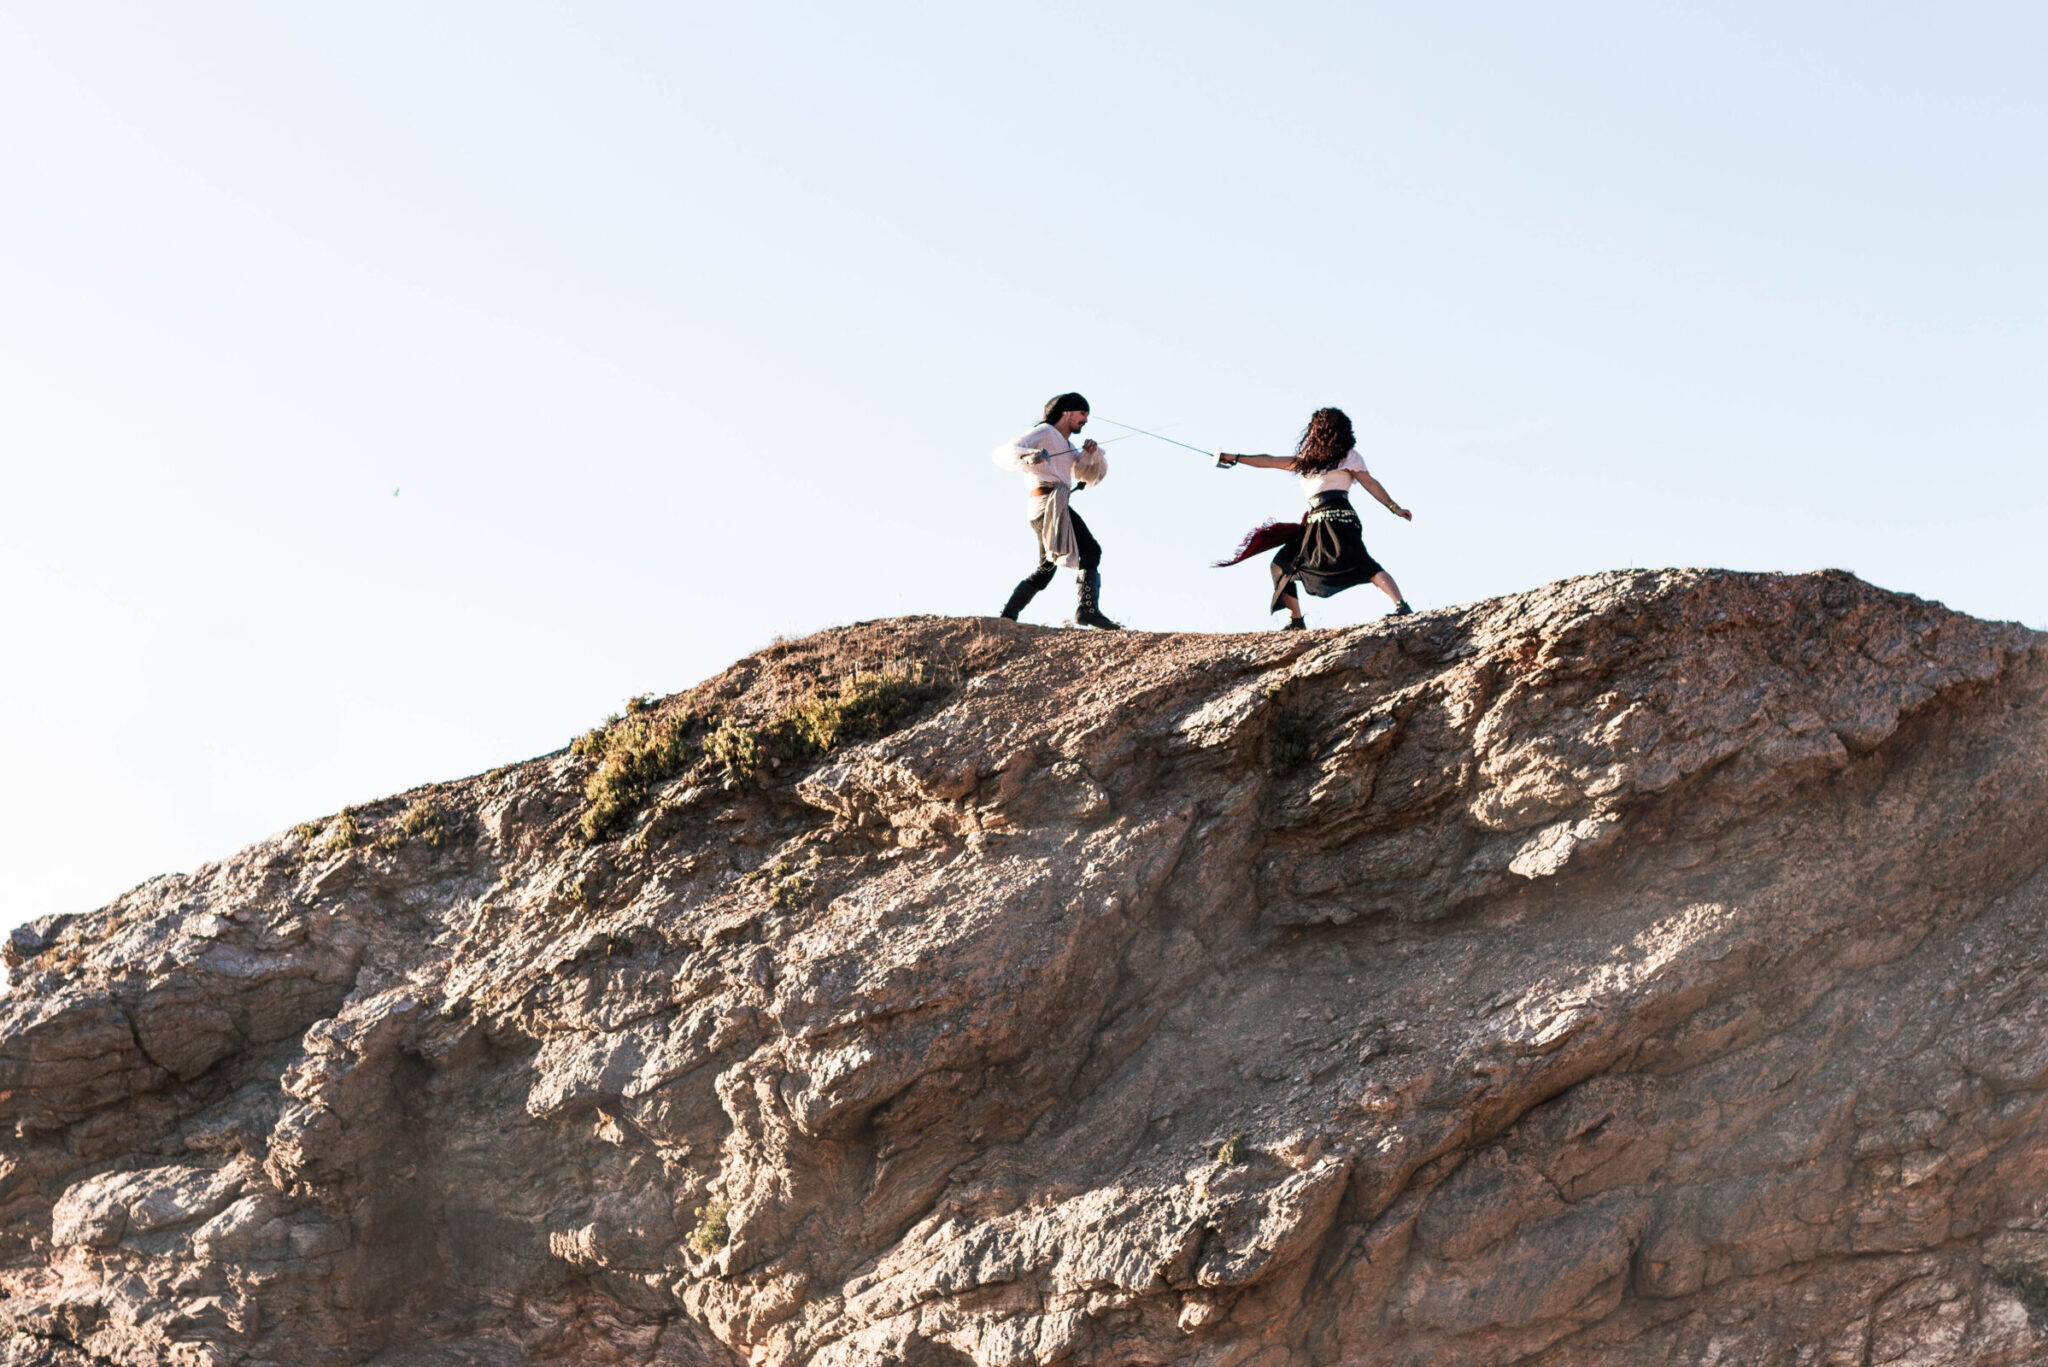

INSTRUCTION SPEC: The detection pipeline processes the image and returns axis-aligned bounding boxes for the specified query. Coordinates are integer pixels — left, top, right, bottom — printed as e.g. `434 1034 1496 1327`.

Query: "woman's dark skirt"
1270 492 1382 612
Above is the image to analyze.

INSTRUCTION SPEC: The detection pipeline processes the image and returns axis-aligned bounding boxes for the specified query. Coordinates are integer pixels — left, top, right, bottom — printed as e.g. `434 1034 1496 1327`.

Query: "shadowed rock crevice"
5 570 2048 1366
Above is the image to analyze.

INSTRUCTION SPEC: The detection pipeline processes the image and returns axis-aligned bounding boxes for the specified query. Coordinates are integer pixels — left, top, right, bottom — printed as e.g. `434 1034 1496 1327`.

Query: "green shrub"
789 667 947 752
382 796 453 850
739 858 813 911
576 665 950 839
690 1198 731 1254
1217 1131 1250 1166
710 667 947 788
769 862 811 911
579 703 701 842
570 707 628 759
706 720 767 785
309 808 362 857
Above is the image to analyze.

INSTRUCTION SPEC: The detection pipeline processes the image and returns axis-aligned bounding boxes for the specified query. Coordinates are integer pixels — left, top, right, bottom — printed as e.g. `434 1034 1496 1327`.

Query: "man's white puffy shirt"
994 422 1080 490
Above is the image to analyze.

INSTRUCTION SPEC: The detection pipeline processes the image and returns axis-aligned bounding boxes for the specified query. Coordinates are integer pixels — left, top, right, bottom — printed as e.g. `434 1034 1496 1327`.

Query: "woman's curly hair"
1290 407 1356 475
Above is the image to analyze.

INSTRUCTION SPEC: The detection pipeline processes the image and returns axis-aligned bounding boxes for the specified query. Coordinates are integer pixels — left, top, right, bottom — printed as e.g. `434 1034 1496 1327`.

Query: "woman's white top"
1300 449 1369 500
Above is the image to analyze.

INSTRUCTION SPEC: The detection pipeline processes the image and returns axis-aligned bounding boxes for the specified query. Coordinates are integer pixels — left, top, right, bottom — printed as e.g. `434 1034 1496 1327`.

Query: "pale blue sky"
3 3 2043 933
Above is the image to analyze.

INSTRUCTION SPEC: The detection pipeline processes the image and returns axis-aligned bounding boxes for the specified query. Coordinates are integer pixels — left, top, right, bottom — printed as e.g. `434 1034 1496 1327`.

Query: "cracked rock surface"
5 568 2048 1366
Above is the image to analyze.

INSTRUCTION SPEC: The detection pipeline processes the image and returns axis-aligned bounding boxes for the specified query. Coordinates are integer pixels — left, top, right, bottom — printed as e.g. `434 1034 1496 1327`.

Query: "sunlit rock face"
6 569 2048 1367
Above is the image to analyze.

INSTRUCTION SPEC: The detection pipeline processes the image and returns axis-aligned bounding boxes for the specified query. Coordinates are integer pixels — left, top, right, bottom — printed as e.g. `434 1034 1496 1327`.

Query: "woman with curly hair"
1215 407 1413 628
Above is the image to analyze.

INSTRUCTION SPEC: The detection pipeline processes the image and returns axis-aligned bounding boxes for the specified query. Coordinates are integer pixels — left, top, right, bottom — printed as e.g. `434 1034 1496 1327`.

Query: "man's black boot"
999 578 1042 621
1389 600 1414 617
1075 572 1123 630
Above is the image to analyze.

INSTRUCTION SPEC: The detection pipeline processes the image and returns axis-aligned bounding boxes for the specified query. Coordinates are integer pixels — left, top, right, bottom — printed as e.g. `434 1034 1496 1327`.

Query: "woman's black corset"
1306 491 1357 523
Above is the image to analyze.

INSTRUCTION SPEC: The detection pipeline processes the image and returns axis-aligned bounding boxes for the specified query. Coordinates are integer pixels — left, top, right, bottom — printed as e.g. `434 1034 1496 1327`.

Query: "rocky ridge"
5 569 2048 1367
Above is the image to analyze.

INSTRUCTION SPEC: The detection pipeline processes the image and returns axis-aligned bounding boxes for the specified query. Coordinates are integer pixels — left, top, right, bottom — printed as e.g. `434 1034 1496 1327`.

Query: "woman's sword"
1094 418 1230 466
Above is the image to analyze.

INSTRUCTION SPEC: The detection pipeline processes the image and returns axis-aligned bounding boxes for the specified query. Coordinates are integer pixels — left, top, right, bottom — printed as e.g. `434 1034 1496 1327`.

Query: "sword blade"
1094 417 1214 458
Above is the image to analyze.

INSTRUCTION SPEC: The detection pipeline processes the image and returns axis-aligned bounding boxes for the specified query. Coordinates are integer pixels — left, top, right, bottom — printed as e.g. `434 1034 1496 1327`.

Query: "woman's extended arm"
1354 471 1414 520
1217 453 1293 470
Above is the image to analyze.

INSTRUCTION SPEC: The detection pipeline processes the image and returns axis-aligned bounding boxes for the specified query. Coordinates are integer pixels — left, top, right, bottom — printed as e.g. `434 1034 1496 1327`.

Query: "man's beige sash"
1029 484 1079 569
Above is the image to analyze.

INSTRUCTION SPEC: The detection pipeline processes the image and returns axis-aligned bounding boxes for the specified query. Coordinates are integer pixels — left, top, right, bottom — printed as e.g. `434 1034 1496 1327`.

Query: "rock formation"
6 568 2048 1367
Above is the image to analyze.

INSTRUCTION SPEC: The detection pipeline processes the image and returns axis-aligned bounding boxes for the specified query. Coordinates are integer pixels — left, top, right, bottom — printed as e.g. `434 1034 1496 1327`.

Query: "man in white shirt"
991 392 1120 629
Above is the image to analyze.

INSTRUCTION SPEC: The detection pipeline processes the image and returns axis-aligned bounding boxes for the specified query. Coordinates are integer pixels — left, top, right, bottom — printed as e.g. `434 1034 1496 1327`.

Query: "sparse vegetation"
690 1198 731 1254
739 856 816 912
768 860 812 911
706 719 767 785
1270 710 1313 776
577 701 703 841
380 795 453 851
787 666 947 752
306 808 362 857
574 665 951 840
1993 1262 2048 1323
1217 1131 1250 1166
570 720 613 759
707 665 948 788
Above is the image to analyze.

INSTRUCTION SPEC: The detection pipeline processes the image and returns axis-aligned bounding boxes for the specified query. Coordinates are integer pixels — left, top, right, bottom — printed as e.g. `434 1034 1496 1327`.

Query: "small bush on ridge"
576 664 950 841
579 702 701 842
790 667 947 752
382 796 453 850
310 808 362 857
706 719 767 785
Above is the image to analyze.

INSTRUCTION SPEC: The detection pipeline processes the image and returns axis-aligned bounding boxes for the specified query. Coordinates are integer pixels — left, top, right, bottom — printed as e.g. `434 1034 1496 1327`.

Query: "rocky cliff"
6 569 2048 1367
